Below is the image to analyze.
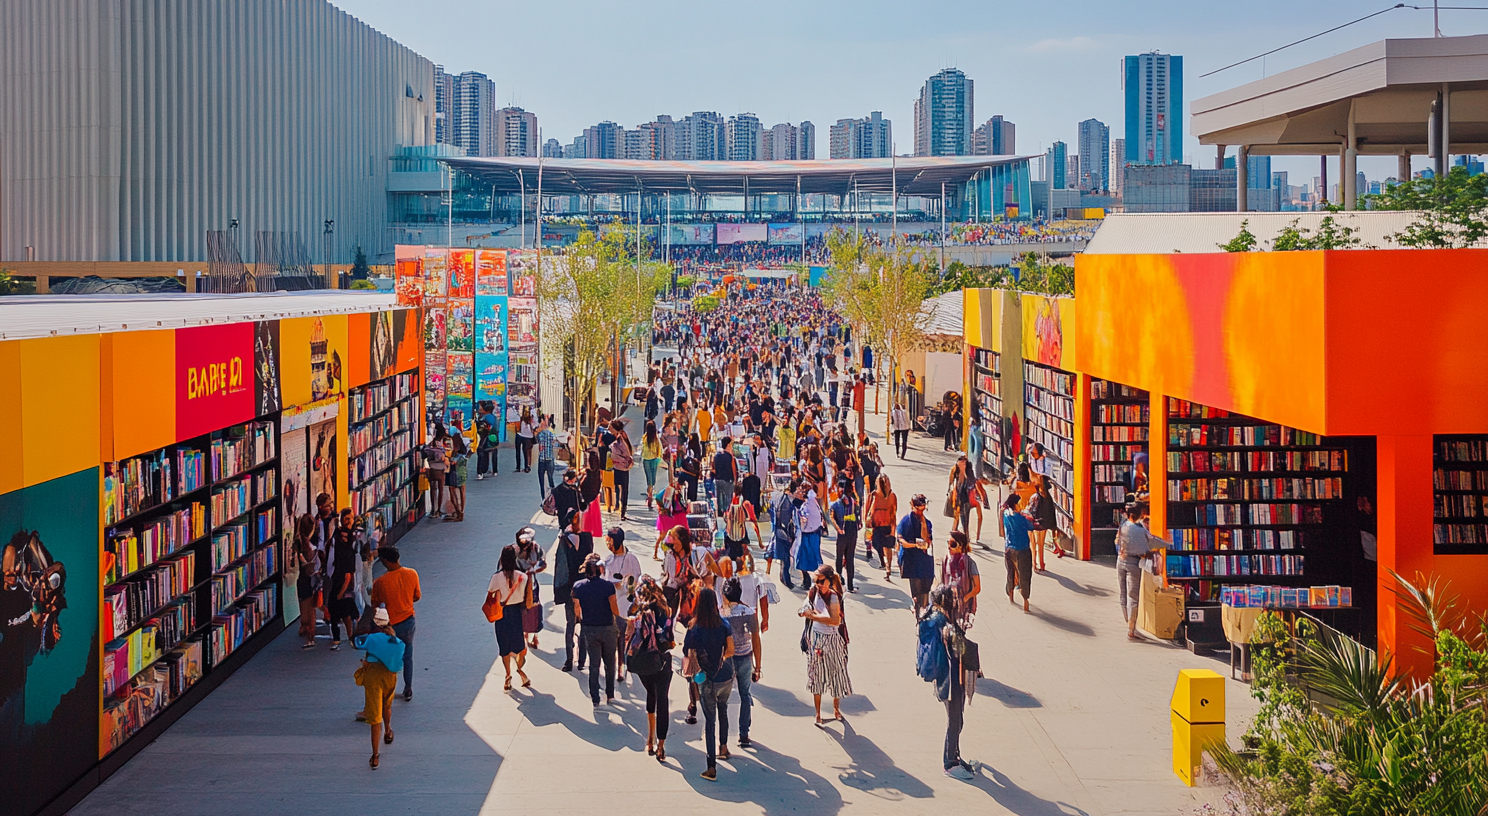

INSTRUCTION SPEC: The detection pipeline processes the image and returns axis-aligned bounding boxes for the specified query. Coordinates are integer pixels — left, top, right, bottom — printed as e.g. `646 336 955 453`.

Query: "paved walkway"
71 413 1253 816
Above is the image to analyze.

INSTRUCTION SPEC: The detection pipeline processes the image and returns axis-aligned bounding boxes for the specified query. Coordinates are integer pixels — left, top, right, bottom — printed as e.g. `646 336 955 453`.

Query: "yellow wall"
19 336 102 488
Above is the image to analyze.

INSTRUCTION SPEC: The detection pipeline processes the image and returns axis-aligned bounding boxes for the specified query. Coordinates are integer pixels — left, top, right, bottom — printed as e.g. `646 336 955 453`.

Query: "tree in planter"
350 246 372 280
1213 572 1488 816
820 229 934 435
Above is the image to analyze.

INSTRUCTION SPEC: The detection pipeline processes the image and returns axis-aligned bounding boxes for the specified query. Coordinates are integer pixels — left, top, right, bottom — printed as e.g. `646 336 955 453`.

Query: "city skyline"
339 0 1478 180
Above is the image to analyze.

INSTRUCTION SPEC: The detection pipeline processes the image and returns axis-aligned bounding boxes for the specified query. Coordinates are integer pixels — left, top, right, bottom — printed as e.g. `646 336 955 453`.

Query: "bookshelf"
1163 398 1351 603
348 370 422 540
1089 379 1150 532
971 347 1003 477
1023 361 1075 534
1432 434 1488 555
101 417 283 755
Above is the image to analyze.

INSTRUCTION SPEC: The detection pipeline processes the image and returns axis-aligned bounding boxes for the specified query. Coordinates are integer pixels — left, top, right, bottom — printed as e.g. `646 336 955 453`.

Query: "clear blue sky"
337 0 1485 185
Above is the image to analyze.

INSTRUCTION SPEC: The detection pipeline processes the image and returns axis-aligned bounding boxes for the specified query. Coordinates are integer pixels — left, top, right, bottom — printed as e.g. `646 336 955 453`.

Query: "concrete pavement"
70 415 1252 816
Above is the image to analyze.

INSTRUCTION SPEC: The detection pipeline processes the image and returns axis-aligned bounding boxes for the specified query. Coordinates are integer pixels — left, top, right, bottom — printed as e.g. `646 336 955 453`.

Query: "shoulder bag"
482 574 518 623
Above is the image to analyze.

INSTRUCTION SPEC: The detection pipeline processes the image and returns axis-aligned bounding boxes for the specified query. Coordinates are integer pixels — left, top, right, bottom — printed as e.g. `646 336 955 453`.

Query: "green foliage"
0 269 36 296
692 294 721 312
927 261 1012 296
1011 252 1074 295
1365 166 1488 248
350 246 371 280
349 279 378 290
675 275 697 290
1213 573 1488 816
1220 220 1259 253
1272 217 1363 251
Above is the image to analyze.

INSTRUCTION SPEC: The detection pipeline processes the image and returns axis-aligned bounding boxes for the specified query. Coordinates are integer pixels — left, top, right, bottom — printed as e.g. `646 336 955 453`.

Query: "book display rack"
1023 361 1075 534
349 371 422 537
971 347 1003 476
1432 434 1488 555
101 418 282 755
1163 398 1351 603
1089 379 1150 531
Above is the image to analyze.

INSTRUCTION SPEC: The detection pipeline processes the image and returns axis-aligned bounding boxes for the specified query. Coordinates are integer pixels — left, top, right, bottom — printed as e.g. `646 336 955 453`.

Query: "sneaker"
700 766 717 781
961 759 980 773
944 765 975 781
403 689 413 702
561 662 573 672
738 737 752 748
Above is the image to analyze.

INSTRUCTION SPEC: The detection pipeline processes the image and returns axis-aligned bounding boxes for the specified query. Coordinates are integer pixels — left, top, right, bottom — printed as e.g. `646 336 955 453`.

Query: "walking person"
654 474 689 560
602 526 642 683
1028 478 1059 570
829 479 860 593
641 420 665 511
354 607 405 769
721 577 762 749
891 401 912 459
293 514 321 648
683 588 734 780
514 527 547 649
793 481 825 590
445 433 469 522
865 475 898 578
553 510 594 673
369 546 420 700
1117 504 1165 640
801 565 851 725
1001 494 1035 613
918 585 979 780
326 508 360 651
423 423 450 519
627 578 675 762
896 495 936 615
939 532 981 627
608 419 635 521
475 402 500 480
947 456 974 536
768 479 799 589
486 545 531 692
534 416 559 500
573 554 620 707
711 436 737 516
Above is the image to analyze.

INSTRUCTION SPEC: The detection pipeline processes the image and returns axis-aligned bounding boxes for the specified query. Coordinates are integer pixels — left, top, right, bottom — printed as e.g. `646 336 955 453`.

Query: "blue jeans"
643 458 660 494
773 536 794 588
699 678 734 767
391 616 416 693
714 479 734 516
537 458 556 498
730 654 755 741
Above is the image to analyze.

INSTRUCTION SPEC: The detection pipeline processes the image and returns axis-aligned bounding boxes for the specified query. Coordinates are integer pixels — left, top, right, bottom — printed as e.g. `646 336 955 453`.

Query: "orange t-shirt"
372 566 421 625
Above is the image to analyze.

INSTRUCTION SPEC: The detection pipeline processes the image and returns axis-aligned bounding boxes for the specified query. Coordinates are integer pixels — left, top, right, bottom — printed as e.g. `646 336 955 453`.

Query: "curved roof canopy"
440 155 1033 196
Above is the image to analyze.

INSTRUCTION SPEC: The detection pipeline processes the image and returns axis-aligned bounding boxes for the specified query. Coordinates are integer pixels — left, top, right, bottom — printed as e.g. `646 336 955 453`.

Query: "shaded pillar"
1236 146 1249 212
1375 434 1435 680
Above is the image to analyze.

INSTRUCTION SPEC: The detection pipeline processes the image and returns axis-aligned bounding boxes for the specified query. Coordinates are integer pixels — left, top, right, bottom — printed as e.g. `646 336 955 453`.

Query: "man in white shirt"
600 526 643 679
890 402 912 459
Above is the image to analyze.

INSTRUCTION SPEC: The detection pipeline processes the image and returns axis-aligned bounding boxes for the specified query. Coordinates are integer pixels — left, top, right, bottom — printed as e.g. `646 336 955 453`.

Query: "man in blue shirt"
1000 494 1035 613
896 494 936 615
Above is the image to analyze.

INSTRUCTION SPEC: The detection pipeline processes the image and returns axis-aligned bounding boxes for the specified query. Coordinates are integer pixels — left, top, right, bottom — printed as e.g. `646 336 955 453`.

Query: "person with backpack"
917 585 980 781
475 402 499 480
801 565 851 724
721 577 763 749
553 510 594 673
864 474 898 577
768 478 799 589
627 577 675 762
1001 493 1036 613
939 532 981 627
683 588 735 781
829 478 861 594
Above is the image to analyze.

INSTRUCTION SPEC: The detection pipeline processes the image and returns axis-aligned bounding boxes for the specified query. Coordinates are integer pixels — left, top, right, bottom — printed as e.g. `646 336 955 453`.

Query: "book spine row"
1093 464 1132 484
350 381 392 421
177 449 205 495
1434 494 1484 519
1167 399 1231 419
255 508 276 544
1439 440 1488 462
105 501 206 584
348 402 416 456
1184 503 1324 526
210 544 277 616
105 451 176 526
973 372 998 397
210 421 275 482
1434 522 1488 544
205 583 280 669
1169 423 1322 448
104 551 196 639
1094 403 1149 423
1023 362 1074 395
101 638 204 754
1172 528 1301 551
1092 444 1143 463
1092 425 1148 443
974 348 999 371
1166 477 1344 501
1166 450 1348 473
1221 584 1350 608
1091 381 1146 400
1166 554 1304 578
1434 469 1488 490
351 429 415 488
393 371 418 401
351 455 418 516
211 477 251 525
211 524 251 573
1094 485 1128 503
251 467 277 506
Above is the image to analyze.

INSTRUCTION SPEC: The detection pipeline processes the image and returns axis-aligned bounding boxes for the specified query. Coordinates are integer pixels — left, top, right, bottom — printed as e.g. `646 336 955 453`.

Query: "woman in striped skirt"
800 564 851 724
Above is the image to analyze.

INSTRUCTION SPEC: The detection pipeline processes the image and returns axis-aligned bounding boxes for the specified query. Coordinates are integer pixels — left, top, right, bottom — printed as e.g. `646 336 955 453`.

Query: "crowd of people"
461 282 993 782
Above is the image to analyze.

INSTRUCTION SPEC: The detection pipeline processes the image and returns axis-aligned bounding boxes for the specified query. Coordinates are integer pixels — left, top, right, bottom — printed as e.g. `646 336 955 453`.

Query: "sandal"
504 677 513 692
519 671 531 688
656 745 667 763
370 754 379 769
647 741 656 756
384 728 394 745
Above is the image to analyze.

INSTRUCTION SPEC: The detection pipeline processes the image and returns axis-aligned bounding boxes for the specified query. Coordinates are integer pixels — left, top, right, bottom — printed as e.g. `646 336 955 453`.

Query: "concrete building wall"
0 0 435 263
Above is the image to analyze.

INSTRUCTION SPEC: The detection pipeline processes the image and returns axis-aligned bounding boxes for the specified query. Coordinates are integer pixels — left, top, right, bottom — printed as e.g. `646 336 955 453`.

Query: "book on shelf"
1169 422 1323 448
205 583 280 669
1166 477 1343 501
1171 528 1302 551
1220 584 1350 608
1166 553 1304 578
210 420 276 482
104 500 206 583
1024 362 1074 395
1439 439 1488 462
211 477 252 524
1166 450 1347 473
210 544 277 614
104 551 196 639
1434 469 1488 490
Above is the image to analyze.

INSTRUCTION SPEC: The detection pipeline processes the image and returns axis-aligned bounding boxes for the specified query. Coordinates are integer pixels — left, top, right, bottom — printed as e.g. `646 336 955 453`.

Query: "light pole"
323 219 334 288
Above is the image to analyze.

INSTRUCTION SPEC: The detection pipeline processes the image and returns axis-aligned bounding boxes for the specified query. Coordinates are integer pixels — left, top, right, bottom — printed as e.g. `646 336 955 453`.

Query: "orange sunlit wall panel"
106 330 176 460
0 341 20 495
19 335 102 488
1075 252 1328 433
1325 249 1488 436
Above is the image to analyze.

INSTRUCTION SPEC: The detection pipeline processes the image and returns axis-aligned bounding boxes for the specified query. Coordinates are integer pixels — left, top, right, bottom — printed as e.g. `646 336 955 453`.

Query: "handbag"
483 576 516 623
540 491 557 516
799 617 812 654
943 493 956 519
960 637 981 673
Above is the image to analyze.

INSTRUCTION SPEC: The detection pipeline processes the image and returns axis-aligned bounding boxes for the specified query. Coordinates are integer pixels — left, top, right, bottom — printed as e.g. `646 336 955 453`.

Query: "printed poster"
448 249 475 299
253 320 282 416
422 250 448 298
175 322 255 440
475 249 507 296
474 293 508 442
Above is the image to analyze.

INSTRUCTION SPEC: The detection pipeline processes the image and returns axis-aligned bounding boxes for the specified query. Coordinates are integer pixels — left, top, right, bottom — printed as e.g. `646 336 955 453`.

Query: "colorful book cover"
1340 587 1352 607
1309 586 1328 607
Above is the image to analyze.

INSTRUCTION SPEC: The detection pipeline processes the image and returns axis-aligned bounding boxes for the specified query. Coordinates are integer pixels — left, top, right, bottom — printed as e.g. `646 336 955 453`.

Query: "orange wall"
1075 252 1328 434
1325 249 1488 436
104 330 176 459
19 336 102 488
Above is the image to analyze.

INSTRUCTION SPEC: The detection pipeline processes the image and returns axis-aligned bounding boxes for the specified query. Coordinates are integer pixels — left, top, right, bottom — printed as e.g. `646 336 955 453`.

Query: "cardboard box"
1140 570 1185 639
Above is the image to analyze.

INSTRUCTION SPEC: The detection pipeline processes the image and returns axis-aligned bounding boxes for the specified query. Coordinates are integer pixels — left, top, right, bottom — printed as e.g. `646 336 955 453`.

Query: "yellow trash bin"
1170 668 1225 786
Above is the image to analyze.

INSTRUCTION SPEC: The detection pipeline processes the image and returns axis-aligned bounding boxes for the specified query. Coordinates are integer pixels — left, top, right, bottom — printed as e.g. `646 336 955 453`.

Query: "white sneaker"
944 765 975 780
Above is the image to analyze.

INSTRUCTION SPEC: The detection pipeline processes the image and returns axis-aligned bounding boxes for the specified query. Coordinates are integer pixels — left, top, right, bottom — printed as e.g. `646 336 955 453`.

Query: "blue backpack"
915 615 950 684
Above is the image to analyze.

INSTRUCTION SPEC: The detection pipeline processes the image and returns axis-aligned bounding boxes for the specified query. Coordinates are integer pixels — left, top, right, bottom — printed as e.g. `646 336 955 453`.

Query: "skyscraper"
972 115 1015 155
434 66 454 146
1110 138 1126 196
797 121 816 160
913 68 973 156
451 71 496 157
639 116 678 160
1050 141 1068 189
725 113 763 161
1123 51 1183 165
764 122 798 160
543 138 563 158
829 112 892 159
494 106 539 157
582 121 622 159
1077 118 1111 191
679 111 725 160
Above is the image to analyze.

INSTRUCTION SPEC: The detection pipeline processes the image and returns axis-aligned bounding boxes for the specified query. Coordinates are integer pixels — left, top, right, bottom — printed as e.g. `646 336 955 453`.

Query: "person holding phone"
601 526 641 682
